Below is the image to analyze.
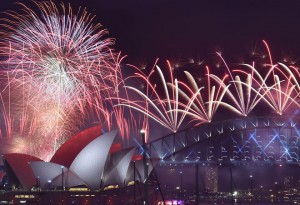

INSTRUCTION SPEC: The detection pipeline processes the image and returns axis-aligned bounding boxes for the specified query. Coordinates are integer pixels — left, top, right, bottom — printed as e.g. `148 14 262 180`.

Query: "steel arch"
148 115 300 165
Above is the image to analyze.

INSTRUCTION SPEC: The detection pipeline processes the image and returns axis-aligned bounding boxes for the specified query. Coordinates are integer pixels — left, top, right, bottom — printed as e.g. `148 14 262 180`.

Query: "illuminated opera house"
0 126 159 204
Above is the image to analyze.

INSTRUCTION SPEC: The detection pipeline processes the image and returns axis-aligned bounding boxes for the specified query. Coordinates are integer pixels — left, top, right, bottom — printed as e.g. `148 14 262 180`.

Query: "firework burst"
176 66 229 125
117 60 188 134
0 1 127 160
209 52 269 116
205 42 300 117
117 42 300 135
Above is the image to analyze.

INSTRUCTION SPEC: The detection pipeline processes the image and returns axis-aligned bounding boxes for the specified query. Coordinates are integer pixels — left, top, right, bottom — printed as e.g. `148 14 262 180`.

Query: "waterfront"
1 189 300 205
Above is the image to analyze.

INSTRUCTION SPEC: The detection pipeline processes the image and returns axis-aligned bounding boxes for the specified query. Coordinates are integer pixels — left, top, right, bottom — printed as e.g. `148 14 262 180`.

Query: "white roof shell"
124 159 159 185
5 129 161 191
51 170 86 188
102 147 135 187
30 161 86 188
69 130 118 190
124 162 141 185
30 162 66 189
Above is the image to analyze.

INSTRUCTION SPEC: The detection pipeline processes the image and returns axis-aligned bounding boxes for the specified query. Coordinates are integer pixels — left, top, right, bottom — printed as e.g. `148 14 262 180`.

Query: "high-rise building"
284 176 294 191
205 166 218 193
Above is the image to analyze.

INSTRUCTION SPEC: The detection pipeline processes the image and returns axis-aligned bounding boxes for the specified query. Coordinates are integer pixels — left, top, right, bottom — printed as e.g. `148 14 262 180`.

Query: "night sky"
2 0 300 61
2 0 300 192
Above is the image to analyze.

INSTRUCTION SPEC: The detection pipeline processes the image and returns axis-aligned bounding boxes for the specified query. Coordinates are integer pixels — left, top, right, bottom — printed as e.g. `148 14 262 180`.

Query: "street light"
133 160 137 205
249 175 253 202
48 180 52 190
180 171 183 198
140 129 148 205
274 181 279 203
36 176 40 191
61 166 65 191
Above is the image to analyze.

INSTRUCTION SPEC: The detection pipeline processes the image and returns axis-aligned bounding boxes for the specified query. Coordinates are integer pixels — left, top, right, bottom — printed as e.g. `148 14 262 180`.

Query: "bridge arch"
148 116 300 166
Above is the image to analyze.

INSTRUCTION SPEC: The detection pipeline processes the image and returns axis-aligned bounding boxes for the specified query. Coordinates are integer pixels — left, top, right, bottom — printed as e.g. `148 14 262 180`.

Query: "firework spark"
117 61 188 133
209 52 269 116
207 42 300 117
238 62 300 115
0 1 129 160
117 42 300 134
176 66 229 125
1 1 299 156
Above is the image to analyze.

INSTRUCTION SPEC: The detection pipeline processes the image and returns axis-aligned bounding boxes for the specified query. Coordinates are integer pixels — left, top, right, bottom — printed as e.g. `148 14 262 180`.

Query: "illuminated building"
284 176 294 191
2 127 156 191
205 166 218 193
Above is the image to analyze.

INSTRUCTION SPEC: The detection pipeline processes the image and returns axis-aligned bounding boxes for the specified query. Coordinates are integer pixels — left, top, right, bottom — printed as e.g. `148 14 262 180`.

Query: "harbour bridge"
148 115 300 166
145 115 300 204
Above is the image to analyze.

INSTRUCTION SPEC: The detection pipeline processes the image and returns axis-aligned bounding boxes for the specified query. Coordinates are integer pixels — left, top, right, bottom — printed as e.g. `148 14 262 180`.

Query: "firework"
258 41 300 114
1 1 299 157
117 42 300 134
190 41 300 117
117 60 188 134
0 1 129 160
241 62 300 115
209 52 269 116
214 41 300 116
176 66 229 125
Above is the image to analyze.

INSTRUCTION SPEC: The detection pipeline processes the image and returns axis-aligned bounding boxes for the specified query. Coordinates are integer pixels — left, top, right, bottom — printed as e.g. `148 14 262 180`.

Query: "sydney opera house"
0 126 160 204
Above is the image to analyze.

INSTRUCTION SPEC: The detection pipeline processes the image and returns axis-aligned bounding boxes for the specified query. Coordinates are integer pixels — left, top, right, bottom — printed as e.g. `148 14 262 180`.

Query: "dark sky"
2 0 300 61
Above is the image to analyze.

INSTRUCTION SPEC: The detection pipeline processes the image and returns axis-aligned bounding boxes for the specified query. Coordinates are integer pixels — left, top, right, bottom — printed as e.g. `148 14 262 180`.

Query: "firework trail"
176 66 229 125
202 41 300 117
1 1 299 156
257 41 300 115
210 52 270 116
117 41 300 136
241 62 300 115
0 1 129 160
117 60 188 134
